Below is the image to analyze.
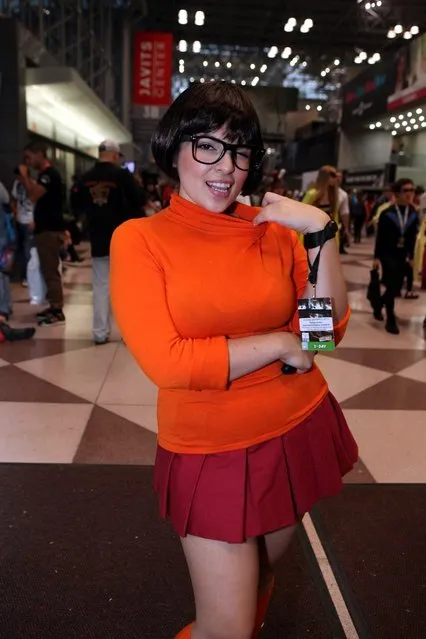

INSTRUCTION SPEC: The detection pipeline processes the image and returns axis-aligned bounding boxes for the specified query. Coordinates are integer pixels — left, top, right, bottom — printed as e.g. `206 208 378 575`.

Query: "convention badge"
397 236 405 248
298 297 335 352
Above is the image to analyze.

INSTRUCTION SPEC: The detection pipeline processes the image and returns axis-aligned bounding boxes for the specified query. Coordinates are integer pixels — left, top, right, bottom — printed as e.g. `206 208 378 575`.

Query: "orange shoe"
252 578 275 638
175 623 193 638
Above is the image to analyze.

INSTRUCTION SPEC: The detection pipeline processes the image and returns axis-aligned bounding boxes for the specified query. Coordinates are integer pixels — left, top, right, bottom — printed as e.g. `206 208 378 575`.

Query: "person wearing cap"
79 139 146 344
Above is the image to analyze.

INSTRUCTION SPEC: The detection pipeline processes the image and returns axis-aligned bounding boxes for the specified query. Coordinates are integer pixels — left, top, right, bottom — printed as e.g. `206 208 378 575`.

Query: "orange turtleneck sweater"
110 194 350 454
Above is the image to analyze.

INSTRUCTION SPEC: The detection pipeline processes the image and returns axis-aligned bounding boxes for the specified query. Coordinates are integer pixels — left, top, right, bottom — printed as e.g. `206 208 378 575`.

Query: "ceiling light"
287 17 297 27
231 79 236 84
290 56 299 67
392 131 397 136
251 76 259 86
359 51 367 61
178 39 187 52
419 115 425 121
354 56 362 64
179 66 184 74
226 61 232 68
260 64 267 73
387 30 396 39
179 58 184 65
321 70 326 77
334 58 340 66
306 105 311 110
203 60 208 67
317 105 322 111
268 46 278 58
394 123 401 129
372 53 381 62
194 10 205 26
178 9 188 25
282 47 292 58
200 77 205 83
215 61 220 68
301 61 308 68
410 118 416 124
189 77 195 82
250 63 256 70
376 121 382 127
390 116 396 123
407 112 412 117
376 0 382 6
284 23 294 32
241 80 246 86
368 58 375 65
193 40 201 53
403 31 412 40
422 122 426 128
406 126 412 132
398 114 404 120
394 24 403 34
304 18 313 29
416 108 422 114
369 124 376 129
365 2 371 9
402 121 408 126
414 124 419 129
300 25 310 33
411 25 419 35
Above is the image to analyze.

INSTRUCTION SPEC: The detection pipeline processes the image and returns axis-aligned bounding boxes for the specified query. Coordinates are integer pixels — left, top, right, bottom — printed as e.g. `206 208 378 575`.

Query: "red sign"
133 32 173 106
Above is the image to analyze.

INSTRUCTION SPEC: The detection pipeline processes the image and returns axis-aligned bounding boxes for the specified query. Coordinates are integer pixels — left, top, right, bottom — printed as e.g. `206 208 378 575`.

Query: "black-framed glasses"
401 187 415 193
182 134 265 172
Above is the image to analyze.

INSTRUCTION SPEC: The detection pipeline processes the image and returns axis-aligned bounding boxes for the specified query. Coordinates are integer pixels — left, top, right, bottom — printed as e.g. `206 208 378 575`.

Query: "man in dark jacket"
79 140 145 344
373 178 419 335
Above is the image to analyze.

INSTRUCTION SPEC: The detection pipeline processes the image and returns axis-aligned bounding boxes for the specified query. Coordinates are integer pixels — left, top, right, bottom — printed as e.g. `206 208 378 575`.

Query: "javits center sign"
133 32 173 106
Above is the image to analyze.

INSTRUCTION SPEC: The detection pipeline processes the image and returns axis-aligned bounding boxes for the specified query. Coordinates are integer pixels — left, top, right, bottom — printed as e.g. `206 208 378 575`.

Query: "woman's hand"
279 333 315 374
253 192 330 234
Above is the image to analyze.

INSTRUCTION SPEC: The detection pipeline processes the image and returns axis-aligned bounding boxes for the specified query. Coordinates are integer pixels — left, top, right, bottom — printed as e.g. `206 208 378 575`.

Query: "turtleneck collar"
165 193 266 238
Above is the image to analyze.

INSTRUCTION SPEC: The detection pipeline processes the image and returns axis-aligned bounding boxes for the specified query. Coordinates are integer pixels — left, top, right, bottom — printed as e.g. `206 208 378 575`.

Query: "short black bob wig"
151 81 265 195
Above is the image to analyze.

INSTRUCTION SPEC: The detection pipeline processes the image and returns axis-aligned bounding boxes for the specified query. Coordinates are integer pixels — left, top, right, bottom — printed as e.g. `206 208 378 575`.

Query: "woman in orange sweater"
111 82 357 639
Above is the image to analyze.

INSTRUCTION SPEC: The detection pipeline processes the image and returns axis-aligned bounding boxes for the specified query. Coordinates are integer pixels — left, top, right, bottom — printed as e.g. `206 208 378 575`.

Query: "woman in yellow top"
303 166 340 226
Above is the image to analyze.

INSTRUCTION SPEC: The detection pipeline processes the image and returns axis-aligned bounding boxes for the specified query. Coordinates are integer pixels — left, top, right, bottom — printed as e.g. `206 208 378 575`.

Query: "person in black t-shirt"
21 141 65 326
373 178 419 335
79 139 145 344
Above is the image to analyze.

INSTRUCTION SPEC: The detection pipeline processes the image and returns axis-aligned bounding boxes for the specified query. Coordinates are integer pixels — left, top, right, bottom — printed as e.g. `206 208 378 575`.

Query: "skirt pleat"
154 393 358 543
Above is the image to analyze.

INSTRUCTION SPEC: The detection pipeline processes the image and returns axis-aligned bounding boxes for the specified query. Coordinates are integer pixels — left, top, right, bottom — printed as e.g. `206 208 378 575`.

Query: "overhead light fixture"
250 63 256 70
325 67 330 74
231 79 236 84
178 39 187 52
304 18 313 29
284 23 294 32
402 121 408 126
193 40 201 53
394 24 403 34
305 104 311 110
394 123 401 129
179 58 184 65
407 112 412 117
334 58 340 66
376 121 382 127
387 30 396 39
376 0 382 5
411 25 419 35
354 56 362 64
251 76 260 86
194 10 205 26
290 56 299 67
403 31 413 40
410 118 416 124
226 61 232 69
359 51 367 61
369 123 376 129
281 47 292 58
301 61 308 68
372 53 381 62
422 122 426 128
419 115 425 121
268 46 278 58
321 70 326 77
189 77 195 82
416 108 422 114
241 80 246 86
287 17 297 27
215 61 220 68
317 105 322 111
392 130 397 136
203 60 208 67
260 64 267 73
300 24 310 33
390 116 396 123
406 126 412 132
200 77 205 83
178 9 188 25
398 114 404 120
414 124 419 129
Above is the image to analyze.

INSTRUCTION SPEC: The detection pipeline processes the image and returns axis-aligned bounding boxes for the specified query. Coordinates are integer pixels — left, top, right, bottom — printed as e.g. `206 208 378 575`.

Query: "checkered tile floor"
1 240 425 483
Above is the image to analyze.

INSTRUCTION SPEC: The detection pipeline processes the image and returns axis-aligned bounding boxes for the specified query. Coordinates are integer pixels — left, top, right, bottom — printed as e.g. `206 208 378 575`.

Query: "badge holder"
282 237 335 374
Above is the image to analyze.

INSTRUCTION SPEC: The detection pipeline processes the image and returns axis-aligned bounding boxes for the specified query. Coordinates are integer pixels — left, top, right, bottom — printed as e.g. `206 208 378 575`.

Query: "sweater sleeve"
288 231 350 345
110 221 230 391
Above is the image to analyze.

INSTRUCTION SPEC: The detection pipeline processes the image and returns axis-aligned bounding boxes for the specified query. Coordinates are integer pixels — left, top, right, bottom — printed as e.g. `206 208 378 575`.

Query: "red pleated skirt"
153 393 358 543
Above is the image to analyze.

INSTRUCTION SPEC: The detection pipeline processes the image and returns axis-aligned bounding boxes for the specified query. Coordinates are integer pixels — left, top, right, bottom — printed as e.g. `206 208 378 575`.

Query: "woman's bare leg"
181 534 259 639
258 524 298 593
